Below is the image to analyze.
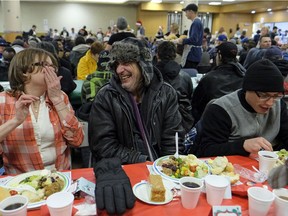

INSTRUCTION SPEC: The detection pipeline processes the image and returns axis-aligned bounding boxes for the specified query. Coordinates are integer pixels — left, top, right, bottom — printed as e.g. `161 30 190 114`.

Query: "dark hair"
74 36 86 46
204 27 210 34
157 41 176 61
260 34 271 42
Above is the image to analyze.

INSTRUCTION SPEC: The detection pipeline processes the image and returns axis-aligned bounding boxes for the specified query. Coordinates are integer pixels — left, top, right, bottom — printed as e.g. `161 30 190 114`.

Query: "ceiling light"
180 0 184 4
151 0 162 3
223 0 235 2
251 10 256 14
209 2 221 5
267 8 272 12
65 0 128 3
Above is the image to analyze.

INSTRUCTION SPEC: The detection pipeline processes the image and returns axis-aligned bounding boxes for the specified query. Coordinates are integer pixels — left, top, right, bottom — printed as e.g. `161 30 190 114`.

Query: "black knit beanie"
242 59 284 92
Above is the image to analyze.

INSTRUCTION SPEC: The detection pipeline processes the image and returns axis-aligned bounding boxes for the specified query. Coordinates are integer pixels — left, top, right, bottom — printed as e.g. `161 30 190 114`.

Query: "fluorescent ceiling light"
209 2 221 5
151 0 162 3
251 10 256 14
65 0 128 3
223 0 235 2
180 0 184 4
267 8 272 12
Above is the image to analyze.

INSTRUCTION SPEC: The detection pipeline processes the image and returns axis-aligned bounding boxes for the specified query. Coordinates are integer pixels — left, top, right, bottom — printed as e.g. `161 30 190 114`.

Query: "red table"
3 155 276 216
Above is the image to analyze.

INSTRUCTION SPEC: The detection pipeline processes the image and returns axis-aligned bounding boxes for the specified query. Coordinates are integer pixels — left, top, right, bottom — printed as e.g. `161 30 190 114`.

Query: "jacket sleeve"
57 93 84 147
275 100 288 150
88 89 146 164
196 104 249 157
77 57 89 80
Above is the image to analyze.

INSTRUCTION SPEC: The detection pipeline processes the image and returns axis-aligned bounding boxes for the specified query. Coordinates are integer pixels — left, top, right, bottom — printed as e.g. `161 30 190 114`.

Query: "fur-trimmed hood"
109 37 154 86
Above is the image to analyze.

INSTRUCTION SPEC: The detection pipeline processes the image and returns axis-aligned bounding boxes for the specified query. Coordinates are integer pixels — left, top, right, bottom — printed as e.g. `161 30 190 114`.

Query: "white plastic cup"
273 188 288 216
179 176 203 209
258 151 278 174
247 187 275 216
0 195 28 216
204 175 229 206
46 192 74 216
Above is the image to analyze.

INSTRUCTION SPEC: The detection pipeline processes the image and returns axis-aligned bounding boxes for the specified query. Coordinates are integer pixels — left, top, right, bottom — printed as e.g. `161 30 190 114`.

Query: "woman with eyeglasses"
191 59 288 158
0 48 84 174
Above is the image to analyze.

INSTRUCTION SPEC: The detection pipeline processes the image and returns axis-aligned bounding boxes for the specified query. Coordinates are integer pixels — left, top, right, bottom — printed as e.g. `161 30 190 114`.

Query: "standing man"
178 3 203 69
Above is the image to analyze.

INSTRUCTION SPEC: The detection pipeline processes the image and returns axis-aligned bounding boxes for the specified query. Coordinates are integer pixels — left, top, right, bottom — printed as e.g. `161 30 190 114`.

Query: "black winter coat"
156 60 194 132
192 62 246 124
88 68 185 164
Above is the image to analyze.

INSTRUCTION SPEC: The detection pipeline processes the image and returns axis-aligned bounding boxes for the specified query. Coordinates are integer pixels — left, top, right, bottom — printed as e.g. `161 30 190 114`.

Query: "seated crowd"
1 4 288 214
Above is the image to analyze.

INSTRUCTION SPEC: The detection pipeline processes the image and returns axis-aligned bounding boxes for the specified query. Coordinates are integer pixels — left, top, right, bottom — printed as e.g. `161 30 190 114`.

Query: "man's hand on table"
94 157 135 215
244 137 273 154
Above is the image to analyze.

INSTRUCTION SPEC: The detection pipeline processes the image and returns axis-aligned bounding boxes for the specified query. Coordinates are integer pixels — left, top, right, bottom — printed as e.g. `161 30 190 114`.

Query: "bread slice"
148 174 166 202
0 186 11 202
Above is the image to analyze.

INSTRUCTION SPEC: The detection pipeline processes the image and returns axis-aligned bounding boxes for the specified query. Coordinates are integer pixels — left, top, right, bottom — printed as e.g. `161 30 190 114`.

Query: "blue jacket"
183 18 203 63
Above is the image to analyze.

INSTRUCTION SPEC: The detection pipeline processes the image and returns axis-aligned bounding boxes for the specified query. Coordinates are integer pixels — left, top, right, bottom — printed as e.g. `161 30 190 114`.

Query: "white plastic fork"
174 132 179 158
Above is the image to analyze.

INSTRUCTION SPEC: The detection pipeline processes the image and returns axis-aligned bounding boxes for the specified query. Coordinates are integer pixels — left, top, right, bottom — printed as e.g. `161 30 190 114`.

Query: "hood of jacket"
272 59 288 77
156 60 181 80
72 44 90 53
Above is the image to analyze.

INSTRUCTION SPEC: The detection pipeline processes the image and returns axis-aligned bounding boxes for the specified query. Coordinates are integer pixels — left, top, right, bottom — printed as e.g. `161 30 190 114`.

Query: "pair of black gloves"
94 158 136 215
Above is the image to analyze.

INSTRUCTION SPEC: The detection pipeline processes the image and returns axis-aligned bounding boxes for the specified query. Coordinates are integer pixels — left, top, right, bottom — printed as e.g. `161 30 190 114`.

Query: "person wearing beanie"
191 41 246 126
105 16 135 51
177 3 203 69
88 37 185 214
193 59 288 157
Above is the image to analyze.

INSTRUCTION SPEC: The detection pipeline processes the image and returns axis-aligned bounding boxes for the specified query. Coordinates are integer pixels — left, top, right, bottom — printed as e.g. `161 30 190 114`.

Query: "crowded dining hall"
0 0 288 215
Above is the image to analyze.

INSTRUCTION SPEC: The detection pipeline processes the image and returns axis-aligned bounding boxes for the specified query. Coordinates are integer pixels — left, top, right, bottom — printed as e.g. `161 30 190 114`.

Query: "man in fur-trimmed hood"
88 37 186 214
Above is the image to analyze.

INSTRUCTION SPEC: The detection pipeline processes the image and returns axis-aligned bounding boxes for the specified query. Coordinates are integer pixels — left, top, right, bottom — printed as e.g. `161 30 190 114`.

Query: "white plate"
153 155 209 183
4 170 71 209
133 179 174 205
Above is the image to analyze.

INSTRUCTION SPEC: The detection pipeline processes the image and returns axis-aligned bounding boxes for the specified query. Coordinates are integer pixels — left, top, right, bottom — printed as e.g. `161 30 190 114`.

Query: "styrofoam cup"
46 192 74 216
204 175 229 206
248 187 274 216
0 195 28 216
258 151 278 174
273 188 288 216
179 177 203 209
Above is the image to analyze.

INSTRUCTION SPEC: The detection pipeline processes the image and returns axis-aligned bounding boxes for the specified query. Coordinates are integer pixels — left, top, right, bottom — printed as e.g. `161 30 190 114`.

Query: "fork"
174 132 179 158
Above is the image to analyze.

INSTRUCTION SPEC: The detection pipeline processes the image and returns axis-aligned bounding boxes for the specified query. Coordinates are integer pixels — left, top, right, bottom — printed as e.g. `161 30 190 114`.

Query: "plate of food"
275 149 288 165
153 154 209 183
4 169 71 209
206 156 240 185
133 174 174 205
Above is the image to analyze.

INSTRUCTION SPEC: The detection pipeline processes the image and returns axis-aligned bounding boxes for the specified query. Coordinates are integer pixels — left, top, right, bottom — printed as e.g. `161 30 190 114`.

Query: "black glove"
268 159 288 189
94 157 136 215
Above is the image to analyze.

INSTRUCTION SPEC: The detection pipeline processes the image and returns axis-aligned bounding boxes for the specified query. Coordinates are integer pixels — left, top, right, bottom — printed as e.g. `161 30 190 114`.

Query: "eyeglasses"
31 62 58 72
255 91 284 101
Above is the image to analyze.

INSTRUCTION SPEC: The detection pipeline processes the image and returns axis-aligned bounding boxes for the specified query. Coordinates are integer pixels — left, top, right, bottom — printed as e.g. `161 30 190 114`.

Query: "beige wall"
0 2 137 40
252 10 288 23
137 11 168 41
212 13 253 37
1 1 287 42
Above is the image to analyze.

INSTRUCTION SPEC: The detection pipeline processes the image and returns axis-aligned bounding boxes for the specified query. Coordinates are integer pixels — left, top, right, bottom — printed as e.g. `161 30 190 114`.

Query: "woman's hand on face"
15 94 39 124
44 66 63 104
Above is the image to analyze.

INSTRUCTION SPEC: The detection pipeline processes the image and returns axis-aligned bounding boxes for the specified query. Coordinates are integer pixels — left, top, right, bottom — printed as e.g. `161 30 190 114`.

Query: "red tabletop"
2 155 276 216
